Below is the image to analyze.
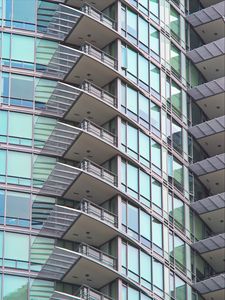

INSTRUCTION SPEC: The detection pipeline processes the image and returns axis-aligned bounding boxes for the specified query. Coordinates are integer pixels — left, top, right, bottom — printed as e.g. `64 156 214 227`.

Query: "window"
4 232 29 269
171 44 181 75
3 275 28 300
170 7 180 39
0 190 4 224
171 81 182 117
153 259 164 296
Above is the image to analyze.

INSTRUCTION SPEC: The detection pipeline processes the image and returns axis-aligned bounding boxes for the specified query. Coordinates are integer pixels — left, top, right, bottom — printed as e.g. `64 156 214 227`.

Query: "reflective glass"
7 151 31 178
11 34 34 62
3 275 28 300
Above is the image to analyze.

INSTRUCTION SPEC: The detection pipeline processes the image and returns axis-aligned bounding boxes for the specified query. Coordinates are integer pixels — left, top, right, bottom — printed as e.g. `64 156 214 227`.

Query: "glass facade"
0 0 222 300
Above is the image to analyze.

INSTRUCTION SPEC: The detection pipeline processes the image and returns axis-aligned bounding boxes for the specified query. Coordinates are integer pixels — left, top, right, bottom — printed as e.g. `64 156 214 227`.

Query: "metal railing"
79 198 118 227
77 285 114 300
82 4 117 30
81 80 117 107
80 159 117 186
81 42 118 69
76 243 117 269
80 119 117 146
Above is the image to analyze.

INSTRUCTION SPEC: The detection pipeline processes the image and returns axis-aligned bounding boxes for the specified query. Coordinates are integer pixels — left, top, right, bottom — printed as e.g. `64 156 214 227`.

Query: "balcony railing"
82 4 117 30
81 43 118 70
76 243 117 269
79 198 118 227
80 119 117 146
81 80 117 107
80 159 118 186
76 285 114 300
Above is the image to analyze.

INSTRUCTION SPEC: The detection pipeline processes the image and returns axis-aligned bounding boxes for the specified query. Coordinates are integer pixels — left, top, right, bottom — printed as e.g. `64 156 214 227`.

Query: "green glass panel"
11 34 34 62
8 112 32 139
3 275 28 300
7 151 31 178
4 233 29 261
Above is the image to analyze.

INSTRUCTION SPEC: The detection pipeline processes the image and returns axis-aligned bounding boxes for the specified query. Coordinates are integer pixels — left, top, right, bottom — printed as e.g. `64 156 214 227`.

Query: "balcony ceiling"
63 213 118 246
65 54 118 87
64 257 118 288
187 38 225 81
187 2 225 43
200 208 225 233
188 77 225 119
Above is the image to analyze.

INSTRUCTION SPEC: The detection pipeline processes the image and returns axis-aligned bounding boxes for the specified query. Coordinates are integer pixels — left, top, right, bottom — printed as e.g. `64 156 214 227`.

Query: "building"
0 0 224 299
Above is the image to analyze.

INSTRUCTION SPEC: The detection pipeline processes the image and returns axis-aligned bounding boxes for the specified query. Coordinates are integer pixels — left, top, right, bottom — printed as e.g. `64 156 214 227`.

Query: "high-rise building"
0 0 224 300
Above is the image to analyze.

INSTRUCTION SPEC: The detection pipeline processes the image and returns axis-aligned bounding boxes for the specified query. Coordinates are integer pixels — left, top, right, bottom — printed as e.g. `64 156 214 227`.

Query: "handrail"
79 198 118 227
76 285 114 300
80 119 117 146
80 159 118 186
82 3 117 30
81 42 118 69
76 243 117 269
81 80 117 107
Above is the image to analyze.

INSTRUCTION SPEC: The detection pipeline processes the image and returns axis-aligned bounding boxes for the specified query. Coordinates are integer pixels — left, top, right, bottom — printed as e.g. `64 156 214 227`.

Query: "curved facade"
0 0 224 300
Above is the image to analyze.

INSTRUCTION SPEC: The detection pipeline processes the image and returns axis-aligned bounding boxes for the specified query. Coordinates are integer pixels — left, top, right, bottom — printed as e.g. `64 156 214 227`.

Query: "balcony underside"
39 247 118 289
187 2 225 43
189 116 225 155
64 91 118 124
191 193 225 233
64 54 118 87
65 0 115 11
193 273 225 300
188 77 225 119
200 0 223 8
190 154 225 194
65 13 118 48
41 163 117 204
187 38 225 81
192 233 225 272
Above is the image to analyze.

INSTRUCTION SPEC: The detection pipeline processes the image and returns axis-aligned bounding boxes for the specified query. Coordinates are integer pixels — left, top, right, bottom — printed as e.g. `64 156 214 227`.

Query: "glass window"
150 26 159 55
0 190 4 224
140 210 151 242
127 163 138 196
127 48 138 78
0 150 6 175
170 7 180 38
3 275 28 300
8 151 31 179
151 140 161 170
139 94 149 124
4 232 29 264
139 55 149 85
150 0 159 19
11 34 34 62
127 9 137 37
127 125 138 159
8 112 32 140
128 286 139 300
171 81 182 117
6 191 30 227
153 259 163 295
175 276 186 300
171 44 181 75
174 235 185 269
0 111 7 140
152 218 163 249
151 102 160 131
127 86 138 115
13 0 35 24
152 179 162 209
140 132 150 166
150 63 160 93
140 171 150 203
128 204 138 233
139 17 148 47
11 73 34 102
128 244 139 280
140 252 151 288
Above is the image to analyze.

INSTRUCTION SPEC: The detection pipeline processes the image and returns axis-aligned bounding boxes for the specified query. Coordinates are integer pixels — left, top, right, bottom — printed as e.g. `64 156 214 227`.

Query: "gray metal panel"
192 233 225 253
41 162 81 196
42 122 81 156
187 1 225 27
193 273 225 294
188 76 225 101
38 247 80 280
190 153 225 176
189 115 225 139
191 192 225 214
187 37 225 63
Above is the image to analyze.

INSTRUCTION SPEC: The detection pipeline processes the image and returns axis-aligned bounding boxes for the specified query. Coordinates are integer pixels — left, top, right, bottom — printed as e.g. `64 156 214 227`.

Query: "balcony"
39 159 118 203
187 2 225 43
193 273 225 300
187 37 225 81
37 80 118 124
65 0 115 11
190 153 225 194
45 43 118 87
40 119 118 164
188 76 225 119
189 115 225 155
192 233 225 273
191 192 225 233
42 3 118 48
52 285 114 300
37 244 118 289
36 200 118 246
